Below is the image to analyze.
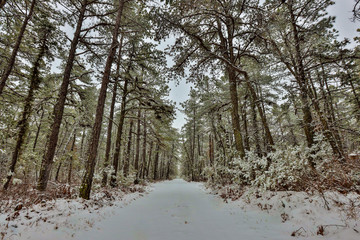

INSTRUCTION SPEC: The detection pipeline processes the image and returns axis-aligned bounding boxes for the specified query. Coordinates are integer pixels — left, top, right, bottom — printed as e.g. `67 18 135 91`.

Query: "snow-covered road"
23 179 291 240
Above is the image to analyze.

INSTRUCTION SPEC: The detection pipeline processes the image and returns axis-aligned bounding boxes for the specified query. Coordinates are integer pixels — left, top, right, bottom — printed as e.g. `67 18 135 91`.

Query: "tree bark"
288 3 315 153
37 0 89 191
0 0 6 8
110 76 129 186
209 133 214 166
140 113 147 179
101 35 123 187
79 0 125 199
146 141 153 178
33 107 44 151
250 94 262 157
67 133 76 184
0 0 37 95
153 141 160 180
3 24 48 190
123 120 133 178
166 143 175 179
134 108 141 177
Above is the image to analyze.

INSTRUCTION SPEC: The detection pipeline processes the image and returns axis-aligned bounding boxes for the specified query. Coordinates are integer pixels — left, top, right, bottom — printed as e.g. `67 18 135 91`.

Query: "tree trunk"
241 94 250 151
101 36 123 187
123 120 133 178
3 26 48 190
140 113 147 179
228 67 246 158
153 141 160 180
67 133 76 184
33 107 44 151
0 0 6 8
0 0 36 95
146 141 153 178
134 108 141 177
288 3 315 152
166 143 175 179
208 133 214 166
79 0 125 199
55 162 62 182
250 94 262 157
37 0 89 191
109 77 129 186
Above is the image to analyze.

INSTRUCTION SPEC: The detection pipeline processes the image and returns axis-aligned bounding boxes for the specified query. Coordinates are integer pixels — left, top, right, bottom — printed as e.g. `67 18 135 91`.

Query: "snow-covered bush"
253 135 332 191
253 145 310 190
205 134 342 191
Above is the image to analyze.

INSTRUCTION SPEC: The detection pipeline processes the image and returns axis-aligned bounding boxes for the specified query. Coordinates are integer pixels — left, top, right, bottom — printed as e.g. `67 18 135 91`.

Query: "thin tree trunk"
146 140 153 178
110 77 129 186
288 3 316 164
37 0 89 191
67 133 76 184
250 94 262 157
3 26 48 190
153 141 160 180
209 133 214 166
80 127 86 158
33 107 44 151
134 108 141 178
79 0 125 199
166 143 175 179
140 113 147 179
55 162 62 182
101 36 123 186
309 75 345 160
0 0 37 95
123 120 133 178
241 94 250 151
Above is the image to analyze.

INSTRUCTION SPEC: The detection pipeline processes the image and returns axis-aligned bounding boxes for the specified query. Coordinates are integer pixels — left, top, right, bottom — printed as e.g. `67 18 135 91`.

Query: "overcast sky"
167 0 360 130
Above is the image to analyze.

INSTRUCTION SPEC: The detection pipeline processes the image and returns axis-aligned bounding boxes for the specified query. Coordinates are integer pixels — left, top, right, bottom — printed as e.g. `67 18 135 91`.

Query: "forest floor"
1 179 360 240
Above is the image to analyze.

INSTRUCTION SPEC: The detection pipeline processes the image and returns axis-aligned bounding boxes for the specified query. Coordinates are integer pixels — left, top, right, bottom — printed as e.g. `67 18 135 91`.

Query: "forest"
0 0 360 239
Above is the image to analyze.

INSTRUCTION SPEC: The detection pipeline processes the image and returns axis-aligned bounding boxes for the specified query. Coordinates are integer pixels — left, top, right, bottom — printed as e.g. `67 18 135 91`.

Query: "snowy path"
21 179 295 239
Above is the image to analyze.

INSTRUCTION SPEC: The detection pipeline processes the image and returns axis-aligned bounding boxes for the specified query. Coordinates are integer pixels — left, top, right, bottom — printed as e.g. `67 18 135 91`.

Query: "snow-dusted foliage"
203 134 357 191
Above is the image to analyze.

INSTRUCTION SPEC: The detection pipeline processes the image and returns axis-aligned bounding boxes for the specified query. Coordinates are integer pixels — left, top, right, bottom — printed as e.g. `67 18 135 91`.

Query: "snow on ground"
209 185 360 239
0 185 150 240
1 179 359 240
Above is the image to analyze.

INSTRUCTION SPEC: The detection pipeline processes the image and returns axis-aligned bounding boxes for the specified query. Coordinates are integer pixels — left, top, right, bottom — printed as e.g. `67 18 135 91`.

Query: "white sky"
167 0 360 130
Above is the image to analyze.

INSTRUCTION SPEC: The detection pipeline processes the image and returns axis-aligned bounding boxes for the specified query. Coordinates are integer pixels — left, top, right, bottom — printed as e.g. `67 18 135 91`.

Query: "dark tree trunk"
241 94 250 151
227 68 246 158
0 0 6 8
33 107 44 151
146 141 153 178
153 142 160 180
67 133 76 184
250 95 262 157
101 36 123 187
109 77 129 186
166 143 175 179
209 134 214 166
309 75 345 160
79 0 125 199
123 120 133 178
55 162 62 182
37 0 89 191
134 108 141 177
288 3 315 160
3 26 48 190
140 113 147 179
0 0 36 95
